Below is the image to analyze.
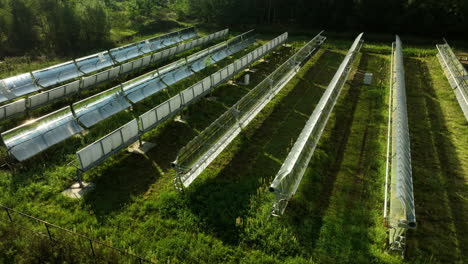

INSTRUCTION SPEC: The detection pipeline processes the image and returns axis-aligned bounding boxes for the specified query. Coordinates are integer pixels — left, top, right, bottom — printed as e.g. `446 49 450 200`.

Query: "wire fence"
268 33 363 216
0 204 155 263
173 31 326 188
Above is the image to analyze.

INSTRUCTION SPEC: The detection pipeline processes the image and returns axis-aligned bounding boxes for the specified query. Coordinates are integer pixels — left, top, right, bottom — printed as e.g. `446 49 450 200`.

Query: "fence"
0 204 155 263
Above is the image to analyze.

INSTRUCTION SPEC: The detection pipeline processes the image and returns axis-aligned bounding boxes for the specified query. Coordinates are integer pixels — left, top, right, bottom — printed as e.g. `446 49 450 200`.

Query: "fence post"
89 239 97 261
1 204 155 263
4 207 13 222
44 223 53 241
76 170 84 189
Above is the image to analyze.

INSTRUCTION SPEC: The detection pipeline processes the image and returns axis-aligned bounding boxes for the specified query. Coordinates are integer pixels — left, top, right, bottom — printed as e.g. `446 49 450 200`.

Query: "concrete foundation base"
175 115 189 124
128 141 156 155
78 130 90 137
62 182 95 199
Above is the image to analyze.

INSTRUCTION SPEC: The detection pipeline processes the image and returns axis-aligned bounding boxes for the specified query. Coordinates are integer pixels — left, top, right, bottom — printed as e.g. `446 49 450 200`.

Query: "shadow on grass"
405 57 467 263
283 53 369 253
182 50 346 245
83 153 162 218
81 97 234 216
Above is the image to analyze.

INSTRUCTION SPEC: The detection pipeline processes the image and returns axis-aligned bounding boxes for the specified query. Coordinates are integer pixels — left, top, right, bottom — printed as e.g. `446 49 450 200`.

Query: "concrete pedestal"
245 68 257 73
62 182 95 199
175 115 189 124
128 141 156 155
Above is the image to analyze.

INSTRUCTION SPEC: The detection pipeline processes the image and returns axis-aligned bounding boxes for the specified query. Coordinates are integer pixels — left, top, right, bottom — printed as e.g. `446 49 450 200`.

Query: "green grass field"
0 34 467 264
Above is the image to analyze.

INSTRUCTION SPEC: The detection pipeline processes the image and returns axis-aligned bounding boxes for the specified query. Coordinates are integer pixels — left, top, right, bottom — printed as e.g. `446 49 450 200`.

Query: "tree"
9 0 40 53
77 0 111 51
0 0 13 47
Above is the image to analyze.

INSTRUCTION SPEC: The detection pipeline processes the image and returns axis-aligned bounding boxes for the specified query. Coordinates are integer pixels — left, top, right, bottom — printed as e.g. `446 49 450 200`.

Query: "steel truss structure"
75 33 288 173
0 29 229 121
172 31 326 189
384 36 416 255
2 31 254 162
269 33 363 216
436 40 468 121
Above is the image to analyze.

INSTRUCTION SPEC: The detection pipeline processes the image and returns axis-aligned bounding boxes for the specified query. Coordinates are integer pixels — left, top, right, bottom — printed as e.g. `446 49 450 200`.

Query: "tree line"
1 0 467 58
176 0 468 37
0 0 111 58
0 0 188 58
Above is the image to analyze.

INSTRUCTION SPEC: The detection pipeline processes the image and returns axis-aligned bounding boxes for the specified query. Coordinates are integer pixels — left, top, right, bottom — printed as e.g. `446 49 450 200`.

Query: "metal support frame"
268 33 362 216
73 32 258 176
436 40 468 121
384 36 416 256
173 31 325 189
384 42 396 227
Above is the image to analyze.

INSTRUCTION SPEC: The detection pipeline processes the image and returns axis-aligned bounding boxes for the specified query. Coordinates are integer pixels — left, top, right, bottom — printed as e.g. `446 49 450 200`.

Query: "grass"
0 56 74 79
310 52 394 263
0 38 266 204
110 28 139 43
0 36 467 264
404 55 467 263
0 37 295 260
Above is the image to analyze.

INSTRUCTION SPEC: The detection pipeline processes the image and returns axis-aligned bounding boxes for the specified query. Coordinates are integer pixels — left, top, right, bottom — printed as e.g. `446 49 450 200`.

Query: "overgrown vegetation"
0 0 192 57
404 56 467 263
0 25 467 264
0 4 468 263
0 0 111 57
